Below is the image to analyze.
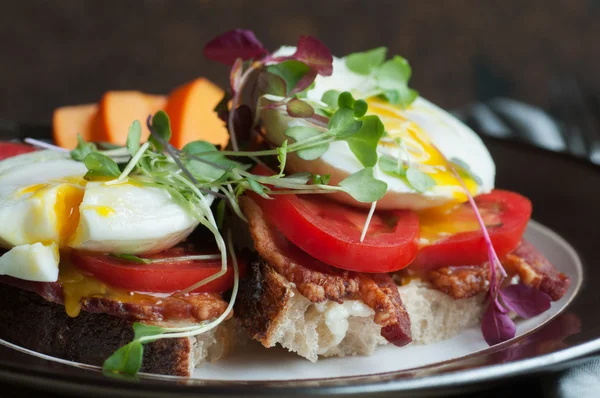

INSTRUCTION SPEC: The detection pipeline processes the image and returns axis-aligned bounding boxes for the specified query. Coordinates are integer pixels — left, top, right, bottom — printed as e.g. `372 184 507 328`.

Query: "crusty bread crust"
237 259 388 362
237 259 487 361
0 283 234 376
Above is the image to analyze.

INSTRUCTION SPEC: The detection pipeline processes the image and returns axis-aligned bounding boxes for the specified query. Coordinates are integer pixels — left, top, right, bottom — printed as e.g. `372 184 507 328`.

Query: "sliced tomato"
71 246 246 293
250 166 419 273
412 190 532 270
0 142 36 160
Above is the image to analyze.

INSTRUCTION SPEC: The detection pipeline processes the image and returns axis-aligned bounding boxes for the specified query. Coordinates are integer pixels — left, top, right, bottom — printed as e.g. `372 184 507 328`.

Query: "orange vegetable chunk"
165 78 229 149
95 91 167 145
52 104 97 149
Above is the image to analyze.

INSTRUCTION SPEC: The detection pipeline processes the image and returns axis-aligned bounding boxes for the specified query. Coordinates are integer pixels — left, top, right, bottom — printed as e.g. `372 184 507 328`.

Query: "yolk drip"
366 98 478 202
58 259 158 317
55 185 84 245
416 202 480 245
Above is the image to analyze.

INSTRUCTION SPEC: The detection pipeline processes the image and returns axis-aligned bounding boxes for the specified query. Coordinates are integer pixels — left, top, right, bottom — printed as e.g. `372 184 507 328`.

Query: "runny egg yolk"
58 257 157 317
55 184 84 245
367 98 478 203
416 202 480 245
20 177 87 247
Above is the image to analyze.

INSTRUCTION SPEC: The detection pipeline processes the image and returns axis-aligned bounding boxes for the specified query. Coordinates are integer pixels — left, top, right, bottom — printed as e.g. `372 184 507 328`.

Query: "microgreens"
83 152 121 179
376 56 419 108
450 157 484 186
110 253 222 265
345 47 387 75
125 121 142 156
431 146 550 346
405 167 436 193
72 134 98 161
103 230 241 376
203 30 333 152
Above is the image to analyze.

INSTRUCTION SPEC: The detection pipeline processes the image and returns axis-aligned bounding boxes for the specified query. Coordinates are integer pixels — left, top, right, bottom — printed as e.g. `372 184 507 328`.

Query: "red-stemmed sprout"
438 146 552 346
203 30 333 151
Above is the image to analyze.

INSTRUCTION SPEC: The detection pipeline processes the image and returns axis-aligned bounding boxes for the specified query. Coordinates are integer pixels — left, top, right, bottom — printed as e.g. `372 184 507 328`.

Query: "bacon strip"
420 241 569 301
427 266 488 299
503 240 570 301
240 196 412 347
0 276 229 322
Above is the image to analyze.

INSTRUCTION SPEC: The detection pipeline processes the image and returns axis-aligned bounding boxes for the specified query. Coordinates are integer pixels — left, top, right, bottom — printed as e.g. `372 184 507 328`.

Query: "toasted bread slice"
0 283 236 376
236 259 387 362
236 257 486 362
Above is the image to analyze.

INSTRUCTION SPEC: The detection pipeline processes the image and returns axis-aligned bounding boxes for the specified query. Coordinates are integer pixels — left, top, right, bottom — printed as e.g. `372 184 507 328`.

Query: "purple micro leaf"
286 98 315 118
271 36 333 77
500 283 552 319
289 69 318 95
292 36 333 76
481 298 516 346
230 58 243 93
203 29 268 65
257 71 287 97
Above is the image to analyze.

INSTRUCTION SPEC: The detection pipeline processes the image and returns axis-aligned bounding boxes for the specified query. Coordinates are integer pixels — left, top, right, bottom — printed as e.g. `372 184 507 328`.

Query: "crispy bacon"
422 241 569 302
0 276 229 322
503 240 570 301
427 266 488 299
240 196 412 347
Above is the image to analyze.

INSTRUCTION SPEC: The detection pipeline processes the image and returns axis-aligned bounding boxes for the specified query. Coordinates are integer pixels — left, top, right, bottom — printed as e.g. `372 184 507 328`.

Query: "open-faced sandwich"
0 30 570 377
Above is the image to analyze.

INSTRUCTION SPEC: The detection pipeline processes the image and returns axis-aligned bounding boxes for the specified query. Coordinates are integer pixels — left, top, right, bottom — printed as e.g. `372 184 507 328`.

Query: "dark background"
1 0 599 124
0 1 597 397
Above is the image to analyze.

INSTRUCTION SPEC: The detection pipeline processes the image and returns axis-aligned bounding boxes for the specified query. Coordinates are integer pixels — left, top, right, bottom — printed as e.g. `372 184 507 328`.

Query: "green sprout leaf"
83 152 121 179
133 323 165 341
149 111 172 152
339 167 387 202
284 126 329 160
450 157 483 185
376 56 419 108
329 107 362 139
266 60 311 96
311 174 331 185
286 98 314 118
338 91 355 109
182 140 246 181
247 178 268 195
284 172 312 184
345 47 387 75
102 340 144 376
321 89 341 109
277 139 288 175
71 134 97 161
345 115 385 167
258 71 287 97
126 120 142 157
378 155 406 177
406 167 436 192
353 99 368 118
110 253 151 264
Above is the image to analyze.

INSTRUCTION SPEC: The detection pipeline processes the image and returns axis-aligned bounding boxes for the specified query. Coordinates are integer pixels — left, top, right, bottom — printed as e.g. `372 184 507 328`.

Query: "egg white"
0 151 213 281
262 49 496 210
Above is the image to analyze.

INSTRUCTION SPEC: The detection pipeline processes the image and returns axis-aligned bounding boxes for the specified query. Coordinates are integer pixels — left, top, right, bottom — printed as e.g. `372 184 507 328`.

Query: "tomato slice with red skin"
250 166 419 273
412 190 532 270
71 246 246 293
0 142 36 160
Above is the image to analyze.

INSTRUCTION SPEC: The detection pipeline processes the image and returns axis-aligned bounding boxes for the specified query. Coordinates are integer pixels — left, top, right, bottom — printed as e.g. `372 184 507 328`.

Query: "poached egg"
0 150 208 282
261 48 495 211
